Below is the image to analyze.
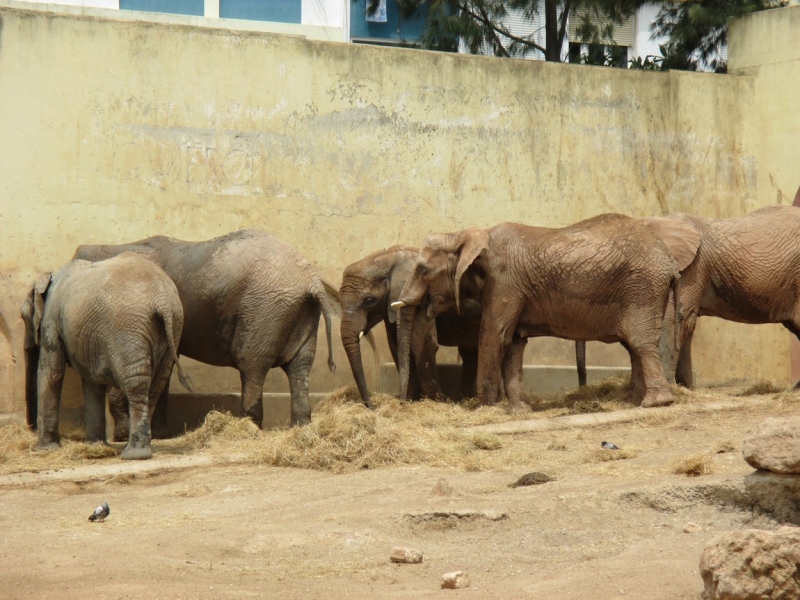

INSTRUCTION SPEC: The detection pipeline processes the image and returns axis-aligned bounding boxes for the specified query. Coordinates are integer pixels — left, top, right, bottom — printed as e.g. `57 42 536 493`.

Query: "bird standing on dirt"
601 441 620 450
88 503 110 523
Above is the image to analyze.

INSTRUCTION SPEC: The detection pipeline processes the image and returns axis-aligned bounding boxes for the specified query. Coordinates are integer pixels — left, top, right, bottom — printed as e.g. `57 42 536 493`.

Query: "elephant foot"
641 388 674 408
35 440 60 452
504 399 533 415
121 443 153 460
290 415 311 428
112 431 129 443
85 434 108 445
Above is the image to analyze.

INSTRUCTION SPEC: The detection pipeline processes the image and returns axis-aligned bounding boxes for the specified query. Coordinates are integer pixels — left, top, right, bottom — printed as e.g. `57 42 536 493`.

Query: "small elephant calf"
20 252 189 460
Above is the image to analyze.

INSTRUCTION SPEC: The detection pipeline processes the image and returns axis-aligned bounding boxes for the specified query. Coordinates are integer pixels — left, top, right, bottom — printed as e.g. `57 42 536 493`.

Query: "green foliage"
649 0 787 72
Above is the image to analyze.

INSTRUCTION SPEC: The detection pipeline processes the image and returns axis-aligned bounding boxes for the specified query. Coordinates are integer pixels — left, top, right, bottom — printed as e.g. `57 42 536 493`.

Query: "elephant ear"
32 272 52 346
387 257 414 324
640 216 701 272
455 230 489 313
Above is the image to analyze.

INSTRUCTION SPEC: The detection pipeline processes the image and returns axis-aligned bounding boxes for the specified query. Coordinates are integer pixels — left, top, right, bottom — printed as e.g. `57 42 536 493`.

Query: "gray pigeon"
601 441 620 450
88 502 110 523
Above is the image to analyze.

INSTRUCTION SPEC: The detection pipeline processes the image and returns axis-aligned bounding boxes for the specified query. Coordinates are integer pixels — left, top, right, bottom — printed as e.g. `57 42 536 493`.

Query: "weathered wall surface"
0 2 786 421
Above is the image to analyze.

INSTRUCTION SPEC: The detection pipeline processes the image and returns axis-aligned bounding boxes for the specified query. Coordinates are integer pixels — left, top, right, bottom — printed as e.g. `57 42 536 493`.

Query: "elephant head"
20 272 52 430
393 229 489 399
339 246 418 406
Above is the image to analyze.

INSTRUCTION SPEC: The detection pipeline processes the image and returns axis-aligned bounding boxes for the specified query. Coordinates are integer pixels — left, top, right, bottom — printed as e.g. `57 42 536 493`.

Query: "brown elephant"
20 253 189 459
72 230 336 432
394 214 682 408
340 246 589 406
643 206 800 387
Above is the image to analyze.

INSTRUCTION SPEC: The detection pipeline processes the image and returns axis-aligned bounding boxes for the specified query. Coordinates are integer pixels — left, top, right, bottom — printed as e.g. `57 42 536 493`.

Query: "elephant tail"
155 302 194 393
671 272 682 352
313 281 337 374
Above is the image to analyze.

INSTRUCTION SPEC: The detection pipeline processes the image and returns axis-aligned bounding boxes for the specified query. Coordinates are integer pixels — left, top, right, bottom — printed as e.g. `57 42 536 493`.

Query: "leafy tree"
390 0 647 62
648 0 786 72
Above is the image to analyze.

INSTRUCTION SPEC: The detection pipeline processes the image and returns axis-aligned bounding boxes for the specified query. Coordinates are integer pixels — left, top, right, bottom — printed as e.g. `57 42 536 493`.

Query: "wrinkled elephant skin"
20 253 185 460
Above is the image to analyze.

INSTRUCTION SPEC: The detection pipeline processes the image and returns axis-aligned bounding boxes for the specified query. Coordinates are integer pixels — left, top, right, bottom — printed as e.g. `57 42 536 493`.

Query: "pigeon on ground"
88 502 110 523
601 441 620 450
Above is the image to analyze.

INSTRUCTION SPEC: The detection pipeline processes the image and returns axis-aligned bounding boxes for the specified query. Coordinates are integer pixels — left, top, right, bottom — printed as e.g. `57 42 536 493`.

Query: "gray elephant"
644 206 800 387
339 246 589 406
20 252 189 460
394 214 681 408
72 230 336 430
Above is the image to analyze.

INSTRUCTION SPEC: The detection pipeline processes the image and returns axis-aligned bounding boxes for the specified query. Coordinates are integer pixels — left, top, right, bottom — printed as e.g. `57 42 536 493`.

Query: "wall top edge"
0 0 342 42
729 4 800 72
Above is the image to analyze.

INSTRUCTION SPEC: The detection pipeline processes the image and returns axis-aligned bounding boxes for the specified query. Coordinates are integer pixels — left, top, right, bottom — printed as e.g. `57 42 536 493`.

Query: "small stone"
683 522 701 534
743 417 800 474
510 472 553 488
441 571 470 589
390 547 423 564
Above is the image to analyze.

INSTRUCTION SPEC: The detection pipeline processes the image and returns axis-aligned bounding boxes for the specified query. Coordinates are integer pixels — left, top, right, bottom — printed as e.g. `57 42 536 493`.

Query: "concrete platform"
379 363 632 399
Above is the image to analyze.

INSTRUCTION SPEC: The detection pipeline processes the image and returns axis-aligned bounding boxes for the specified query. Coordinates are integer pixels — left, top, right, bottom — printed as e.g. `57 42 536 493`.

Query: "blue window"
350 0 428 42
120 0 204 16
220 0 302 23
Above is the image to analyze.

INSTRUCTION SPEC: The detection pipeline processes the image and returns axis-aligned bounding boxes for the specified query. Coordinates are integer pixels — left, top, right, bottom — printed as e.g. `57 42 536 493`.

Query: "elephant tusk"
359 331 364 340
391 301 406 309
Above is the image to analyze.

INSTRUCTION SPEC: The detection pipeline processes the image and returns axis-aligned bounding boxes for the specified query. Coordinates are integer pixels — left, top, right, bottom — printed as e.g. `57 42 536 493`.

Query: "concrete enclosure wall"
0 1 795 424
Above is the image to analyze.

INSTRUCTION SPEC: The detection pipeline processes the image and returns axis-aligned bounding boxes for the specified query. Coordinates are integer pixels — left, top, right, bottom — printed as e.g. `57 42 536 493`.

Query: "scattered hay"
715 441 736 454
558 377 637 414
169 484 212 497
179 411 261 450
0 422 118 475
736 380 784 396
470 433 503 451
670 453 714 477
584 447 639 463
546 441 568 451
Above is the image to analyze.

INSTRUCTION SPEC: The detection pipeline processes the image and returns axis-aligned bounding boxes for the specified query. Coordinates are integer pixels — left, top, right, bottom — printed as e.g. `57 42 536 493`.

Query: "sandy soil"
1 395 798 600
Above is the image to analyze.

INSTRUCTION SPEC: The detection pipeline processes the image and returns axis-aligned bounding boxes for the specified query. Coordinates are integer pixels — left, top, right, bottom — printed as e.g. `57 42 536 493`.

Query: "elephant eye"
363 297 377 308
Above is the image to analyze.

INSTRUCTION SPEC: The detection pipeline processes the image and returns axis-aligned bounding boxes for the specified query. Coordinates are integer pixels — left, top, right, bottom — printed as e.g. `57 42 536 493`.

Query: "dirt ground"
1 388 799 599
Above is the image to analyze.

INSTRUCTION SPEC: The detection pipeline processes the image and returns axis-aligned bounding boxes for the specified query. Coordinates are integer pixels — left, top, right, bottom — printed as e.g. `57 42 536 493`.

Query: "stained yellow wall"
0 1 794 420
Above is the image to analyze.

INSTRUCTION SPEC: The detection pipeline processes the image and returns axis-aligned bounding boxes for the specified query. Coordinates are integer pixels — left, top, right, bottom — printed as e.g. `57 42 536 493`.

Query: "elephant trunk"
397 305 418 400
24 345 39 430
340 315 373 408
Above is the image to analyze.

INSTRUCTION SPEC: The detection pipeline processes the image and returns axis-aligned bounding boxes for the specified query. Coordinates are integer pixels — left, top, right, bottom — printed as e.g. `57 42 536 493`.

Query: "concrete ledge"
380 363 631 399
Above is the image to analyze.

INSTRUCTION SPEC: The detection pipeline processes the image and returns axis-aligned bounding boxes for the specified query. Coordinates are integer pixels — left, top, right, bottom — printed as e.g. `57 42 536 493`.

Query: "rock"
683 522 702 534
441 571 470 589
509 472 553 488
390 547 423 564
742 417 800 474
406 509 508 523
699 528 800 599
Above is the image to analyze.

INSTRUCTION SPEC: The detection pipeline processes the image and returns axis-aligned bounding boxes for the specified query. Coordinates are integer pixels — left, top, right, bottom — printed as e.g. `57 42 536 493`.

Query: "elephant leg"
241 370 269 429
633 343 673 408
675 329 694 388
83 380 108 444
476 301 520 405
36 342 67 450
148 357 174 439
282 330 318 427
502 337 527 406
457 347 478 400
576 341 587 387
108 388 130 443
622 343 646 403
121 386 153 460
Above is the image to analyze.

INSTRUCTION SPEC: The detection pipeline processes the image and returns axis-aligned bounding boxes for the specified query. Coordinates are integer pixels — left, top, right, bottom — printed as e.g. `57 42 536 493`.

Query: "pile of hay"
0 422 118 476
171 388 518 473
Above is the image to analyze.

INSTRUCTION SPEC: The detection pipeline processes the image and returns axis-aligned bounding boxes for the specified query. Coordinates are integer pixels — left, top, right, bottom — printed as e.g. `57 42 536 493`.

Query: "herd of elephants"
19 205 800 460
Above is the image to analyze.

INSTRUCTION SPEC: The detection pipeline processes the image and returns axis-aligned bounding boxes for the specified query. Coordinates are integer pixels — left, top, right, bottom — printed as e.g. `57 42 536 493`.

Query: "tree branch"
477 4 512 57
557 0 572 49
456 1 548 56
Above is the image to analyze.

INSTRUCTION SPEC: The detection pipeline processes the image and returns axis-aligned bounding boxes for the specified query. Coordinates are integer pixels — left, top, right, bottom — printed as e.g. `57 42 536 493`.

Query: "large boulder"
699 528 800 599
743 417 800 474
